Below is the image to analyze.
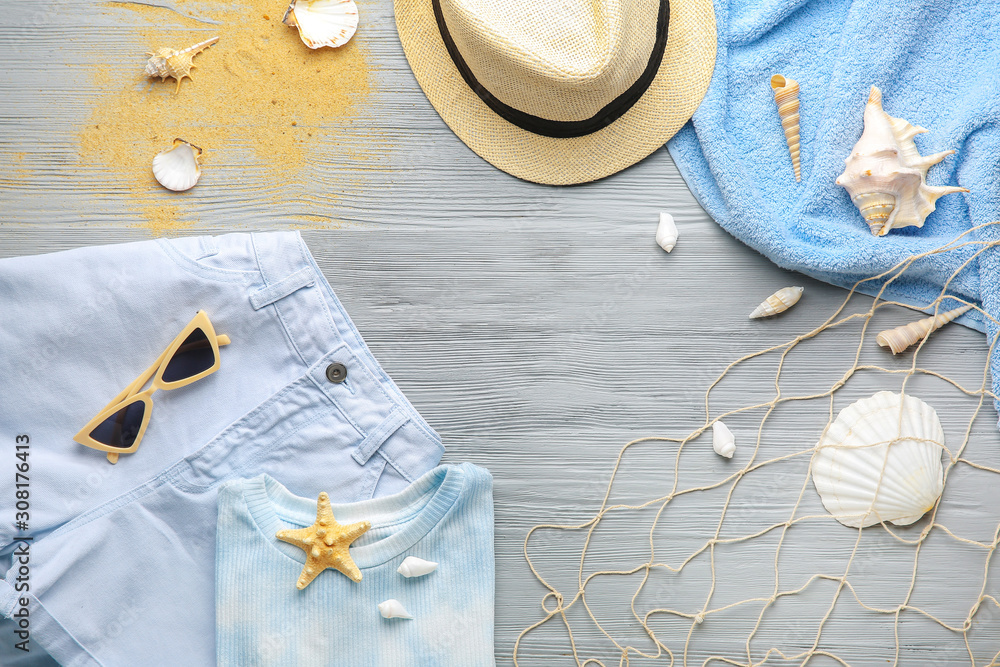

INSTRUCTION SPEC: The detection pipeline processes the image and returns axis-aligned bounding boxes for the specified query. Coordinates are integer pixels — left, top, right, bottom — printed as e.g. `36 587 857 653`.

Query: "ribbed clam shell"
655 212 678 253
283 0 359 49
835 86 967 236
377 599 414 619
811 391 944 528
711 421 735 458
749 286 803 319
152 139 202 192
397 556 438 578
876 304 972 354
770 75 801 182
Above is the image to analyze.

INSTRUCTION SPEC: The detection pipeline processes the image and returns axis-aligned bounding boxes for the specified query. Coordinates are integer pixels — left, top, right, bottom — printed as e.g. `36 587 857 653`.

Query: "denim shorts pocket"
157 236 261 283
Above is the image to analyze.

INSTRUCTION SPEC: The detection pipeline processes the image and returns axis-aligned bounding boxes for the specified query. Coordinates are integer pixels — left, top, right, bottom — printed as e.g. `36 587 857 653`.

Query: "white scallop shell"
749 286 803 319
283 0 359 49
152 139 202 192
711 421 735 458
811 391 944 528
655 212 678 253
397 556 438 578
377 599 414 619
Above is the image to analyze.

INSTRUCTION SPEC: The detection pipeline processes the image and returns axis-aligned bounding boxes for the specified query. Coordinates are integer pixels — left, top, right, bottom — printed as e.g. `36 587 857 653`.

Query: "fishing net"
515 224 1000 665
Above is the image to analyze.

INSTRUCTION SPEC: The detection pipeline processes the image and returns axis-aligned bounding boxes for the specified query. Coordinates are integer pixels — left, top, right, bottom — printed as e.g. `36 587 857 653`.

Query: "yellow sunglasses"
74 310 231 464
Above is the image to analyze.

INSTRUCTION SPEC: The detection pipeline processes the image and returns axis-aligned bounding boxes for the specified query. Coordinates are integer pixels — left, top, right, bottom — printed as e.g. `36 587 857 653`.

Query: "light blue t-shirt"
216 464 495 666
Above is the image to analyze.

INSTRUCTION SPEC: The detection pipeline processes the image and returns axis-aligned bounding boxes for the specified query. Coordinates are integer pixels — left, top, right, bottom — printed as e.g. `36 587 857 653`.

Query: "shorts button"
325 362 348 383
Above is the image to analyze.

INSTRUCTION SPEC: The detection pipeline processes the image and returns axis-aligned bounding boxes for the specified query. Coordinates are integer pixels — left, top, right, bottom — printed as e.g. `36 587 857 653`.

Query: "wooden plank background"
1 0 999 663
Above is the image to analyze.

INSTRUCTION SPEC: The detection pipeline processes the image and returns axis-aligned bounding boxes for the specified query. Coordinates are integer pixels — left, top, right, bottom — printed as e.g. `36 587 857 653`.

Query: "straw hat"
394 0 717 185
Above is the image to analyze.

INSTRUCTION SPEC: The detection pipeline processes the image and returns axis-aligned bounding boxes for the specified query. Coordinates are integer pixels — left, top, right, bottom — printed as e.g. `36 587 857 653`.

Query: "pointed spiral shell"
770 75 801 182
749 286 803 319
876 304 972 354
144 37 218 93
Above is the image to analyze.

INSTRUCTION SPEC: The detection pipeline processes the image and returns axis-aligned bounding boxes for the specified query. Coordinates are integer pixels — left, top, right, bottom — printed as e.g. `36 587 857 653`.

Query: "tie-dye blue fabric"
216 464 495 666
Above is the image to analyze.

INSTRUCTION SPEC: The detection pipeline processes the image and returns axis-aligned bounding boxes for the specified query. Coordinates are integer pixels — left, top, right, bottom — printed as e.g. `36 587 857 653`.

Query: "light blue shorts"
0 232 444 666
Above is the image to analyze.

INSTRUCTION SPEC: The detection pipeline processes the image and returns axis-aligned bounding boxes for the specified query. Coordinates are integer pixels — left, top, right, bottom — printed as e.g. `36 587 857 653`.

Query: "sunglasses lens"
162 327 216 383
89 400 146 449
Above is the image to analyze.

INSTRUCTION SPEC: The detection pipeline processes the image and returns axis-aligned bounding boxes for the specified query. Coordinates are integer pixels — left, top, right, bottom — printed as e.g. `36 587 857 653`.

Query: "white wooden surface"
2 0 999 664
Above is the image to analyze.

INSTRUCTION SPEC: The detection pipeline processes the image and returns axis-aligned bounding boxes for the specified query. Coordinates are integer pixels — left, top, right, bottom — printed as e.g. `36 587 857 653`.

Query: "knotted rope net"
515 223 1000 665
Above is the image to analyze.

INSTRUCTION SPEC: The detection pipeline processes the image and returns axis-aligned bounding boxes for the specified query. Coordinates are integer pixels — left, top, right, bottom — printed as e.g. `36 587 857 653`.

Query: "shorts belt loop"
248 267 317 311
195 236 219 259
352 409 409 465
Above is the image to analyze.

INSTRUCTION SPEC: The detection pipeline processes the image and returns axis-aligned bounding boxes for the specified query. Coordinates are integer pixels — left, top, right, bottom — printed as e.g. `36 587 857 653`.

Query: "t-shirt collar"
242 465 465 569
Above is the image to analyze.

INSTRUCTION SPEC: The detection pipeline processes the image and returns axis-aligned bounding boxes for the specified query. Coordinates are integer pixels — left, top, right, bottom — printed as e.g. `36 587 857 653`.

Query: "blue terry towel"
666 0 1000 420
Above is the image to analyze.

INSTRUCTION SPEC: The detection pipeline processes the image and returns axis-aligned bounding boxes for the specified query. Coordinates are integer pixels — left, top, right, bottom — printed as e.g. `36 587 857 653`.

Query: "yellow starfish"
276 491 371 589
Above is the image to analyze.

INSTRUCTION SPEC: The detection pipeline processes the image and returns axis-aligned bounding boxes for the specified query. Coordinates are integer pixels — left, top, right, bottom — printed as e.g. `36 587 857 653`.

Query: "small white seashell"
835 86 967 236
811 391 944 528
749 286 803 319
876 304 972 355
378 599 414 619
770 74 801 182
144 37 218 93
655 212 678 253
152 139 202 192
711 421 735 458
397 556 438 578
283 0 359 49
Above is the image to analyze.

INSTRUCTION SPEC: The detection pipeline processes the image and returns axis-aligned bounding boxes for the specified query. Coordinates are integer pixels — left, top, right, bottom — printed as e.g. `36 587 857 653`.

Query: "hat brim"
394 0 718 185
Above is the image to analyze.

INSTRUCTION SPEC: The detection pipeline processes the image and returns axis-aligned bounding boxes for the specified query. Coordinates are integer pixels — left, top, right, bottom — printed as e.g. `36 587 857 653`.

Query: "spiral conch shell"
144 37 218 93
836 86 967 236
770 75 801 182
749 286 803 319
876 304 972 354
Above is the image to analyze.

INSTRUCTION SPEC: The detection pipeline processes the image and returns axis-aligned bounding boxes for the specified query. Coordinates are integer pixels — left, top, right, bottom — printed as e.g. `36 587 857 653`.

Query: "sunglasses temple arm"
105 412 128 464
218 334 231 346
